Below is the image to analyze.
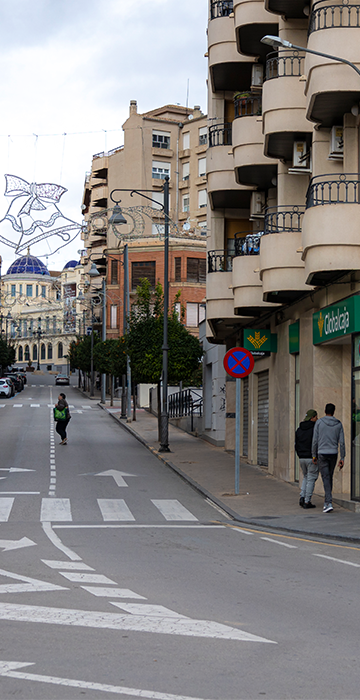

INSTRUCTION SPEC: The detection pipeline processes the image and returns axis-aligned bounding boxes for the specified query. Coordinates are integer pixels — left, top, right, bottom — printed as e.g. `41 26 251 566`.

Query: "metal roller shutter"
257 371 269 467
242 376 249 457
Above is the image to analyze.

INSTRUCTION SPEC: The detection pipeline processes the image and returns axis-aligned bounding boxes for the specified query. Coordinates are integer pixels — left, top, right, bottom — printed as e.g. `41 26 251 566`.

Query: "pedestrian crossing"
0 496 200 523
0 404 92 409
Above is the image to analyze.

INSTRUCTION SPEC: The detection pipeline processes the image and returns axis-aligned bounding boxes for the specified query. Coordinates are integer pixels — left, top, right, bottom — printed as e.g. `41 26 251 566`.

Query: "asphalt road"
0 374 360 699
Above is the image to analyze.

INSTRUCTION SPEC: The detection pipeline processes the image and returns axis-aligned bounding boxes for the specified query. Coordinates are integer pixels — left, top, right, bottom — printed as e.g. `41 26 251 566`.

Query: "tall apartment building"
206 0 360 503
81 101 207 337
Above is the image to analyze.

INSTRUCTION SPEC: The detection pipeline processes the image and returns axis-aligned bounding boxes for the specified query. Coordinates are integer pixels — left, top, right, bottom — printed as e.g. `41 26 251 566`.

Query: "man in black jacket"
295 409 318 509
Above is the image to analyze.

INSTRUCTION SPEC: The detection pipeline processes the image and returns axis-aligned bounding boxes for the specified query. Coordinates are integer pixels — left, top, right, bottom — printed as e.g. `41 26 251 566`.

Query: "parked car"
3 373 23 392
55 374 70 386
16 371 27 385
0 378 13 398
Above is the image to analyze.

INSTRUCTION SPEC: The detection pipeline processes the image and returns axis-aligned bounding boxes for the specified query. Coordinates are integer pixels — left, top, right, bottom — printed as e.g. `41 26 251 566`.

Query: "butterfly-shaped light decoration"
0 174 82 257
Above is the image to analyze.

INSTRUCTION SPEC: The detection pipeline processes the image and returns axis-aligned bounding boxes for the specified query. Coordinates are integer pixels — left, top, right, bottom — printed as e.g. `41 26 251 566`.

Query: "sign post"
223 348 255 495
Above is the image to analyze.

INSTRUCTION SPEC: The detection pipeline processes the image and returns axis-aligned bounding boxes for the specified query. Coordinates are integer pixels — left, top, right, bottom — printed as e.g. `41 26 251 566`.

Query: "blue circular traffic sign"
223 347 255 379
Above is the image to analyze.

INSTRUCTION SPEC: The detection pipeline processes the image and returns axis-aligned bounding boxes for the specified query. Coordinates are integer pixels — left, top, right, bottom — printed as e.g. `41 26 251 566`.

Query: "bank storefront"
313 295 360 500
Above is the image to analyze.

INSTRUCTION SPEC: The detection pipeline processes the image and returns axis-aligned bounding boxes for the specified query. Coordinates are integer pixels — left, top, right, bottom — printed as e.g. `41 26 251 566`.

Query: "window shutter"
186 303 198 327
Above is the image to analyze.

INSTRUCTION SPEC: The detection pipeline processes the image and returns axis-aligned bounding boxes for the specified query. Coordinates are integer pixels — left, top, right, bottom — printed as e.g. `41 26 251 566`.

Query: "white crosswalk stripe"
97 499 135 521
40 498 72 522
0 498 15 522
151 499 199 521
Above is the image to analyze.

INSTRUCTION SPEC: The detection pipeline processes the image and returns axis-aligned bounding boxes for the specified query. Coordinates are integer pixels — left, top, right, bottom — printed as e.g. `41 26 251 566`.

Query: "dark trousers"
55 419 70 441
318 453 337 504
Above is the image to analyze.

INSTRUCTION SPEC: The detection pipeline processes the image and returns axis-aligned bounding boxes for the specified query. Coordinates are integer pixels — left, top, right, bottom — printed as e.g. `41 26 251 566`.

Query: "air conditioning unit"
293 140 309 169
251 64 264 90
329 126 344 159
250 191 265 219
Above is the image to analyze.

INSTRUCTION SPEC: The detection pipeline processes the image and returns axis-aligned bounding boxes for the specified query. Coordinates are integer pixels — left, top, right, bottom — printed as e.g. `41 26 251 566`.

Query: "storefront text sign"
243 329 277 355
313 295 360 344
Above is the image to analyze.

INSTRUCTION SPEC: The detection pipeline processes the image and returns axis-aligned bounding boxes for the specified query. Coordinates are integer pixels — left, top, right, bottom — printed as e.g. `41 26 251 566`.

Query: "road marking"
30 404 40 408
81 587 146 599
13 404 23 408
0 468 35 473
0 498 14 522
313 554 360 567
81 405 92 409
58 572 117 584
0 405 5 408
40 498 72 522
42 560 94 570
111 603 188 618
0 603 276 642
0 538 36 552
0 492 40 495
55 524 226 530
97 499 135 521
0 660 215 700
95 469 138 488
42 522 81 561
0 568 68 594
151 500 198 522
231 528 254 536
261 537 297 549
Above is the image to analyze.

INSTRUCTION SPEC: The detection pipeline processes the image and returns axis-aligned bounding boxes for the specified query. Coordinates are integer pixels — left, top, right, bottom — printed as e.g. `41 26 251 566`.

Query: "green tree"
93 338 127 377
0 338 15 370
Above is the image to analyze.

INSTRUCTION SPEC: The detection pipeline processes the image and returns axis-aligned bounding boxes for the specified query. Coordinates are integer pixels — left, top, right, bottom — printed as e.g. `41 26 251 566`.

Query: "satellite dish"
183 222 191 231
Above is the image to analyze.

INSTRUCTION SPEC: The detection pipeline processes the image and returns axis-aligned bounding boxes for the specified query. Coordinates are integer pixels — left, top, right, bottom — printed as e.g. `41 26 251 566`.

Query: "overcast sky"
0 0 208 274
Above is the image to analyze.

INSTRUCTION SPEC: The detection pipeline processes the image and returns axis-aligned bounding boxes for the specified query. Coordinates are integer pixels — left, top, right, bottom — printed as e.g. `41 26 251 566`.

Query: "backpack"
54 406 67 421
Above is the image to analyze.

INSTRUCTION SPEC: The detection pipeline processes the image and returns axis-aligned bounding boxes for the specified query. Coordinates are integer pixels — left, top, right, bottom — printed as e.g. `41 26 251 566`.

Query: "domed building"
1 253 84 372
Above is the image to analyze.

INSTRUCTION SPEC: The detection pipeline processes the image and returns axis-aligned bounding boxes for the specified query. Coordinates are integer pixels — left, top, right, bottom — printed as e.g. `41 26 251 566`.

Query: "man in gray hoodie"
312 403 345 513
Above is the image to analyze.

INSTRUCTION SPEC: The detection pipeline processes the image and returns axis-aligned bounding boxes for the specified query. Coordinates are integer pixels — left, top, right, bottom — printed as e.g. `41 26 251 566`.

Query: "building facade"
206 0 360 503
81 101 207 337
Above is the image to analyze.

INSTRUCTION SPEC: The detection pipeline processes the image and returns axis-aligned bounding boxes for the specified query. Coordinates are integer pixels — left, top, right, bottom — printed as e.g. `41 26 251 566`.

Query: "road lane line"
231 528 254 535
261 537 297 549
313 553 360 567
41 498 72 522
97 499 135 521
58 572 117 584
0 499 15 522
81 587 146 599
42 523 81 561
54 524 225 529
151 500 199 521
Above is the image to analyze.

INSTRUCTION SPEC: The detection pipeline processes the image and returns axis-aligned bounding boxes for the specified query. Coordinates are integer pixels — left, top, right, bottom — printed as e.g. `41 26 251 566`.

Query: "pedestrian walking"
54 392 71 445
312 403 345 513
295 409 318 509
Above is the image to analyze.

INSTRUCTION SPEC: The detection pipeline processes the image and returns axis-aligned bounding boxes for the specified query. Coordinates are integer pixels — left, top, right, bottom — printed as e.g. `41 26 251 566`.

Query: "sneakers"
323 503 333 513
299 496 305 508
304 502 316 509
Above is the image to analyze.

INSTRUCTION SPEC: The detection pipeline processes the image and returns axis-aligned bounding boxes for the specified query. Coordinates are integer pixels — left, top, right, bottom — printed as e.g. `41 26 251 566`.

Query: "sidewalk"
79 388 360 543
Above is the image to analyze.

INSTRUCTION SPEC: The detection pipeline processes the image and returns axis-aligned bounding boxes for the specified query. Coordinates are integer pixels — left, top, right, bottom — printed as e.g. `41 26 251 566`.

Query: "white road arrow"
0 660 211 699
0 468 35 473
0 537 36 552
95 469 138 488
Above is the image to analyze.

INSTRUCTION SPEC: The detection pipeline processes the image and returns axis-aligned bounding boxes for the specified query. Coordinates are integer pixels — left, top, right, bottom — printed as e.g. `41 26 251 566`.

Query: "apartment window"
131 261 156 290
152 161 170 180
33 345 37 361
41 343 46 360
48 343 53 360
152 192 164 210
46 317 50 333
53 316 57 333
18 346 23 362
186 302 206 327
36 285 39 297
182 194 190 213
58 342 63 359
25 345 30 361
199 127 207 146
183 132 190 150
187 257 206 283
26 284 32 297
19 284 22 295
11 284 16 297
41 286 46 298
111 259 118 284
110 305 118 329
175 257 181 282
29 319 34 334
182 162 190 181
198 189 207 209
198 157 206 177
198 221 207 235
152 130 170 149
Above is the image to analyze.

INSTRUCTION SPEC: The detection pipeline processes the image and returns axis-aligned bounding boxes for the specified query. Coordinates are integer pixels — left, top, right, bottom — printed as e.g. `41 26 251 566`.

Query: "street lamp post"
33 317 43 371
261 35 360 78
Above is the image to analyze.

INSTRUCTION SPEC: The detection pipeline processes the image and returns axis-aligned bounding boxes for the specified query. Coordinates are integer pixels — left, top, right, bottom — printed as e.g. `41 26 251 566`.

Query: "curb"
99 403 360 545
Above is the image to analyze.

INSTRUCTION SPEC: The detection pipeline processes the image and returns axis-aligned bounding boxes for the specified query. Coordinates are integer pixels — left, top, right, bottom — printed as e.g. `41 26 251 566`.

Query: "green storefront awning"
313 295 360 344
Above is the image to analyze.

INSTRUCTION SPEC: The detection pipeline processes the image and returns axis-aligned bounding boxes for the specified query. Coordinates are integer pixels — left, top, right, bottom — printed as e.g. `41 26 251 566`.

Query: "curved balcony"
233 254 280 315
263 51 312 160
208 124 255 208
208 250 234 272
259 206 310 303
208 9 254 92
306 1 360 126
232 95 277 188
264 0 309 18
207 268 247 341
233 0 278 60
302 174 360 285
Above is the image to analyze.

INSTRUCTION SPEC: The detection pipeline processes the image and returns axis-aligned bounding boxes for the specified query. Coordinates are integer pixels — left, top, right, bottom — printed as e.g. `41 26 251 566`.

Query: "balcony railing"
306 174 360 208
209 123 232 147
265 51 305 80
264 206 306 233
309 1 360 35
234 232 264 256
210 0 233 19
234 94 262 119
208 250 234 272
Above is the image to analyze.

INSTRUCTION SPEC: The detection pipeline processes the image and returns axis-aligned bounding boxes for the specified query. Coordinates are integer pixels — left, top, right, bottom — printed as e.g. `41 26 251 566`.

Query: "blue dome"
63 260 80 269
7 255 50 276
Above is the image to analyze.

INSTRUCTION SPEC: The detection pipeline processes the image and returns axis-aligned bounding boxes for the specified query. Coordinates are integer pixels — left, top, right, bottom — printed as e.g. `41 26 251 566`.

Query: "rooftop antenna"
186 78 189 115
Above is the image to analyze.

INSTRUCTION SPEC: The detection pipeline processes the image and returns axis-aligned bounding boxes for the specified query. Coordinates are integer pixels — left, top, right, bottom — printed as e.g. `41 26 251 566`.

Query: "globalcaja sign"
313 295 360 344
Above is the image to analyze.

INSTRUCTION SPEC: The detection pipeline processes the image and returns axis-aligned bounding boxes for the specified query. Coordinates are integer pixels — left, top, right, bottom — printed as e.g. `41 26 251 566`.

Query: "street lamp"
32 317 43 371
6 312 12 343
261 35 360 78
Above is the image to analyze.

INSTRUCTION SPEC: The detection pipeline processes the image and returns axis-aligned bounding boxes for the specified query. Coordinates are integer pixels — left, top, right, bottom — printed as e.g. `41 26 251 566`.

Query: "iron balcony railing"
209 122 232 147
234 94 262 119
208 250 234 272
265 51 305 80
306 174 360 208
210 0 233 19
169 389 203 432
234 231 264 256
309 0 360 35
264 206 306 234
